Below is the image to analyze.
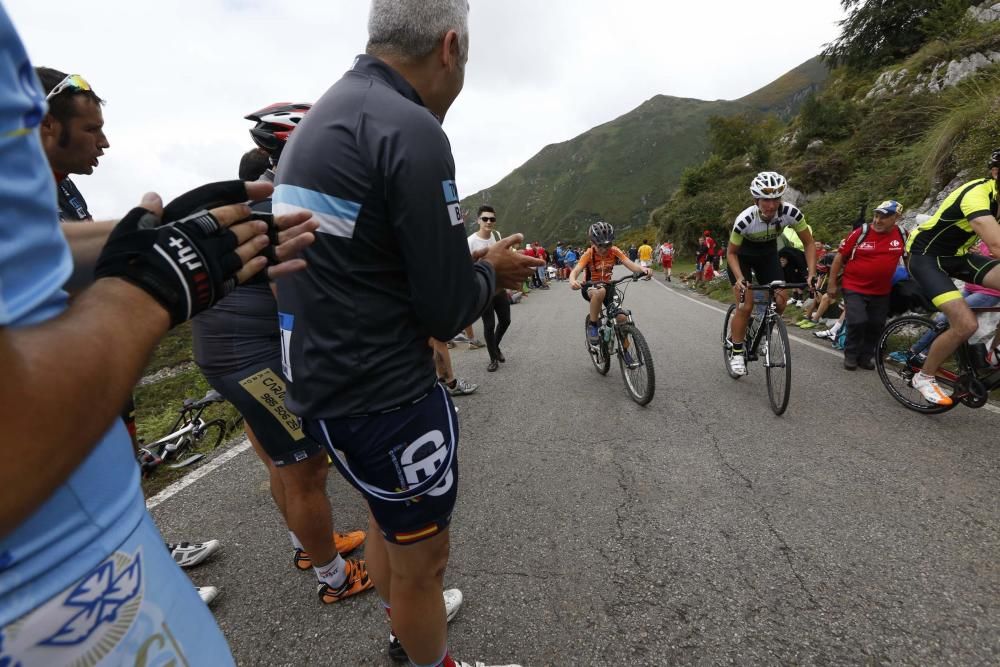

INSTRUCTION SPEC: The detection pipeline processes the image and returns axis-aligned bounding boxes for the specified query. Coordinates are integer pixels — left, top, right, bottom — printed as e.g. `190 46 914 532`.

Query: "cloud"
7 0 844 218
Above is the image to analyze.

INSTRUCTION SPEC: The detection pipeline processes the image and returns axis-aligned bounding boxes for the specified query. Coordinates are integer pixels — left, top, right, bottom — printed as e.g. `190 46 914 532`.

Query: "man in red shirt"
827 200 907 370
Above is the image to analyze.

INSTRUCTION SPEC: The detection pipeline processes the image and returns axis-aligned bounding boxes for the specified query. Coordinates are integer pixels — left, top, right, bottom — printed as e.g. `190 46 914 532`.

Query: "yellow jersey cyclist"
726 172 817 376
904 148 1000 406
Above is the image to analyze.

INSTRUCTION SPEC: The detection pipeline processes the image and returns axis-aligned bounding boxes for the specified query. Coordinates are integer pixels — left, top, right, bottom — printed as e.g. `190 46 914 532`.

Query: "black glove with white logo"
95 206 242 327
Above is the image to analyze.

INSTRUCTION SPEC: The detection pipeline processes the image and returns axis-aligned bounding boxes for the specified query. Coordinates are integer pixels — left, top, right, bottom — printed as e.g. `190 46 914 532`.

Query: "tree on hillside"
822 0 976 71
706 114 783 167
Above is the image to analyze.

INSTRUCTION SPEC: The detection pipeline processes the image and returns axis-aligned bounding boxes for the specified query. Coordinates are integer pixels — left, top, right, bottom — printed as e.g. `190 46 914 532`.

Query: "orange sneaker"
293 530 367 571
317 559 373 603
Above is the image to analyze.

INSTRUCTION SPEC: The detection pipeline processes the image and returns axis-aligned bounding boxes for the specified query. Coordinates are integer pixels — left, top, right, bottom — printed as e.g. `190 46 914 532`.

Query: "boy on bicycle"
569 221 651 345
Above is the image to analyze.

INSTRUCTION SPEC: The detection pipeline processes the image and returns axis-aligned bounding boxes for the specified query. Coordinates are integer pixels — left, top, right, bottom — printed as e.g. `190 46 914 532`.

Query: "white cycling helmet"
750 171 787 200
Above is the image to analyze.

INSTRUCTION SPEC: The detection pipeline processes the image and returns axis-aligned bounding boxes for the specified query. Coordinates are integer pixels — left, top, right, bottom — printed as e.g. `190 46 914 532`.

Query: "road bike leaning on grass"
875 306 1000 414
582 272 656 405
722 280 809 415
137 389 229 477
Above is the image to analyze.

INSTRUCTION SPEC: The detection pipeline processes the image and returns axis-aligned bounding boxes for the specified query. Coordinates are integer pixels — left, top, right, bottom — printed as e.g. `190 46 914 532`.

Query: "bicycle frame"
741 281 808 360
912 306 1000 399
143 402 214 456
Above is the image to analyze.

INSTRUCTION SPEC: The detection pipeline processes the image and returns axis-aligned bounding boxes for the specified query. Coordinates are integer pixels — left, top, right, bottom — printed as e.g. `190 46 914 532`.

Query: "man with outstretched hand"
0 11 315 663
274 3 539 665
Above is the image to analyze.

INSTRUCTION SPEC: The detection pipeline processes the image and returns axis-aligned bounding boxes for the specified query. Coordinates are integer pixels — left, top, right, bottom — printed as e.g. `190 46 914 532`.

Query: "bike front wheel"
875 315 959 414
764 317 792 415
722 304 743 379
585 315 611 375
617 324 655 405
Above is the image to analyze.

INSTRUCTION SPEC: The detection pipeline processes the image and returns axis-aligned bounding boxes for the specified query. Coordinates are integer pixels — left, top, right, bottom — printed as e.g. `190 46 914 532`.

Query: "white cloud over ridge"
10 1 845 219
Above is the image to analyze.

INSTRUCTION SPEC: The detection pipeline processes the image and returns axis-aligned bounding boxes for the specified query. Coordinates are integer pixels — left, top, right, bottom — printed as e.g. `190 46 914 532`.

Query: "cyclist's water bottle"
601 323 613 344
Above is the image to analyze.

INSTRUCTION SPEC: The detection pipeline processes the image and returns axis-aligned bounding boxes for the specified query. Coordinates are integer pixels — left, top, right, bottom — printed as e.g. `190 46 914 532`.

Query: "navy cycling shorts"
204 358 322 466
303 383 459 545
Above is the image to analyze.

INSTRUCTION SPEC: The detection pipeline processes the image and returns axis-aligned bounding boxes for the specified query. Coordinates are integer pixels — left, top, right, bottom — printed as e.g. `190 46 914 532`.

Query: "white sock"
314 554 347 588
289 531 303 550
829 321 842 335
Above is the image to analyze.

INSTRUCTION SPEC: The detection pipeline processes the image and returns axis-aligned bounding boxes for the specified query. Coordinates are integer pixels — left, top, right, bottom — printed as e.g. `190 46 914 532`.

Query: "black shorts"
908 253 1000 308
304 384 459 545
728 252 783 286
205 358 322 466
581 283 617 310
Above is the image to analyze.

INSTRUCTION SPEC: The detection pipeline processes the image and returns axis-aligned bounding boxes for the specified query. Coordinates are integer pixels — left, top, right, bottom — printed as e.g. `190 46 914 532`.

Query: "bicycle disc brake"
959 376 988 408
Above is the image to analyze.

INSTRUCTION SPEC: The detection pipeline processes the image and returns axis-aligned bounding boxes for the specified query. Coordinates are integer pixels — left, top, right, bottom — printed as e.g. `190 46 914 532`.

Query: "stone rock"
968 2 1000 23
806 139 824 152
899 172 969 233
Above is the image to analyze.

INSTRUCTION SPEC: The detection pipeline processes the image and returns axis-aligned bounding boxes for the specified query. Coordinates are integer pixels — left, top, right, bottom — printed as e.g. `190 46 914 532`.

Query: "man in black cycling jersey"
36 66 225 598
274 2 539 665
726 171 816 376
904 149 1000 406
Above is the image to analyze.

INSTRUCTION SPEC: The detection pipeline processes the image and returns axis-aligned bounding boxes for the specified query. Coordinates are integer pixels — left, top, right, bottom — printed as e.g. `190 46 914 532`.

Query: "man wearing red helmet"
191 102 384 606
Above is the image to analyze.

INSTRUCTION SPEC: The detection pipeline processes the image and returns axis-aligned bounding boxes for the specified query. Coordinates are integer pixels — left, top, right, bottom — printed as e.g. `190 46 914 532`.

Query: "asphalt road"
151 271 1000 666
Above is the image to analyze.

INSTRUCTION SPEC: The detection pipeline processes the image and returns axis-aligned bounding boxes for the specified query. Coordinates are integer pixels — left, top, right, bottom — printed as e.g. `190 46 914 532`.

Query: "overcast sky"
10 1 846 219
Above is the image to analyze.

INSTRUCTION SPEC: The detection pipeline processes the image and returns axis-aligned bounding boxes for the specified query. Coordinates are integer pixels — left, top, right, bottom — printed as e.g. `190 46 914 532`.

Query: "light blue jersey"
0 7 232 664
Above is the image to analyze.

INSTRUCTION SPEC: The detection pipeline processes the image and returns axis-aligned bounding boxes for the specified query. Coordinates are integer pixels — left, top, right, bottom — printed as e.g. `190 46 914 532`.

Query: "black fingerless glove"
95 207 242 327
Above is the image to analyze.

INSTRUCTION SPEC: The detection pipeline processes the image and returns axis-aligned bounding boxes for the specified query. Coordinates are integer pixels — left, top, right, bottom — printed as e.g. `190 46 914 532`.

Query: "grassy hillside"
461 59 829 246
652 22 1000 253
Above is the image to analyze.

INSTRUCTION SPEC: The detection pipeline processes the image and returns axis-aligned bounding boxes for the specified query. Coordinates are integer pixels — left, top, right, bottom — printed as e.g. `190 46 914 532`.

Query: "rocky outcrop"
969 2 1000 23
910 51 1000 95
900 173 969 233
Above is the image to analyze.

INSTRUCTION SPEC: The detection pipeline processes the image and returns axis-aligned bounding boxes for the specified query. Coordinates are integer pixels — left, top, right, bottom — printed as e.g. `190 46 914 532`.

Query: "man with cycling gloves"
274 2 538 665
904 149 1000 405
192 103 374 605
725 172 816 376
36 66 224 598
569 221 651 345
0 10 316 663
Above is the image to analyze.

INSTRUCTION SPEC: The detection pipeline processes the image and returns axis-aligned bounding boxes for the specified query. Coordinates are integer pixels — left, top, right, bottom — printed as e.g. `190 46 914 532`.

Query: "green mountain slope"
461 58 828 244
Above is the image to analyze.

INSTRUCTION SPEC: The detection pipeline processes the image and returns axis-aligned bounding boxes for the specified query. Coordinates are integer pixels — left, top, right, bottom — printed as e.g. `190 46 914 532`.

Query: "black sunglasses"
480 216 496 222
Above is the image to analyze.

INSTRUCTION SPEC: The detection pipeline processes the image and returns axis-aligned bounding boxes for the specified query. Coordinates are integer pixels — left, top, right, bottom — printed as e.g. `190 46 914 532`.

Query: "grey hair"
367 0 469 61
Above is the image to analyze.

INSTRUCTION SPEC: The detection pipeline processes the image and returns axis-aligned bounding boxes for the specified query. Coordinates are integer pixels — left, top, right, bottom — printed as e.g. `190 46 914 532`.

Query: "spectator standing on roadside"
273 2 539 664
827 200 907 370
638 239 653 270
628 242 639 262
657 239 674 281
36 65 224 590
469 206 513 372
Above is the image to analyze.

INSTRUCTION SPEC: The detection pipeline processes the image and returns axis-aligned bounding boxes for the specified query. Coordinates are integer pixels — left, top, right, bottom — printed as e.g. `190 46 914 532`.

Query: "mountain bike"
137 389 229 477
874 307 1000 414
582 272 655 405
722 280 809 416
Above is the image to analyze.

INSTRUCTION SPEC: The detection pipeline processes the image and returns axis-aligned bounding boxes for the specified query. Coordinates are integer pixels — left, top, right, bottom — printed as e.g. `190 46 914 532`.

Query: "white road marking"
652 279 1000 415
146 438 252 509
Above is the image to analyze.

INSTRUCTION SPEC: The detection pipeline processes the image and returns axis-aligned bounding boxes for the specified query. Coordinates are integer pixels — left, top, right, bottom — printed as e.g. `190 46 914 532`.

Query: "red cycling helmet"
245 102 311 158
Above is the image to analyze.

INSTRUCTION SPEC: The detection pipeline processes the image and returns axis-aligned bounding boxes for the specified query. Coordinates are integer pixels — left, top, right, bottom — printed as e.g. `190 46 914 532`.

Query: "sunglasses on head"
480 216 496 222
45 74 92 100
757 187 781 196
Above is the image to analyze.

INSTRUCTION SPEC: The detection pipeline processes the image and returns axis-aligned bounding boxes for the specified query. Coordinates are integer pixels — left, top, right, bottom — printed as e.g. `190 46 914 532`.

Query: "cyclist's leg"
431 338 454 383
587 286 606 324
760 253 788 313
727 258 753 344
385 529 450 665
910 256 981 374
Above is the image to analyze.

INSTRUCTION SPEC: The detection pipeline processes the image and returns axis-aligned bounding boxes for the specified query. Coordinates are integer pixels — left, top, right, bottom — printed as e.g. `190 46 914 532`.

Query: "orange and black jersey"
578 245 629 283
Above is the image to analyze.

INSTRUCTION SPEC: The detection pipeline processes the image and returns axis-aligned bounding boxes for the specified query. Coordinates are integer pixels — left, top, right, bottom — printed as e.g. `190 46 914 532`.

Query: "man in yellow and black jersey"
903 149 1000 406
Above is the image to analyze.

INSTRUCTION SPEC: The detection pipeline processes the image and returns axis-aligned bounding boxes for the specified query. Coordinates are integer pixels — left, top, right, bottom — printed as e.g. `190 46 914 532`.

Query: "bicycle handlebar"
738 280 811 305
581 272 647 289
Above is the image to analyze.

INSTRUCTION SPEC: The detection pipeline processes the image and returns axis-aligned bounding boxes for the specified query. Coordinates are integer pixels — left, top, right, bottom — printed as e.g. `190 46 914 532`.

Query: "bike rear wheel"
875 315 959 414
764 317 792 415
191 418 227 452
617 323 655 405
722 304 744 380
585 315 611 375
